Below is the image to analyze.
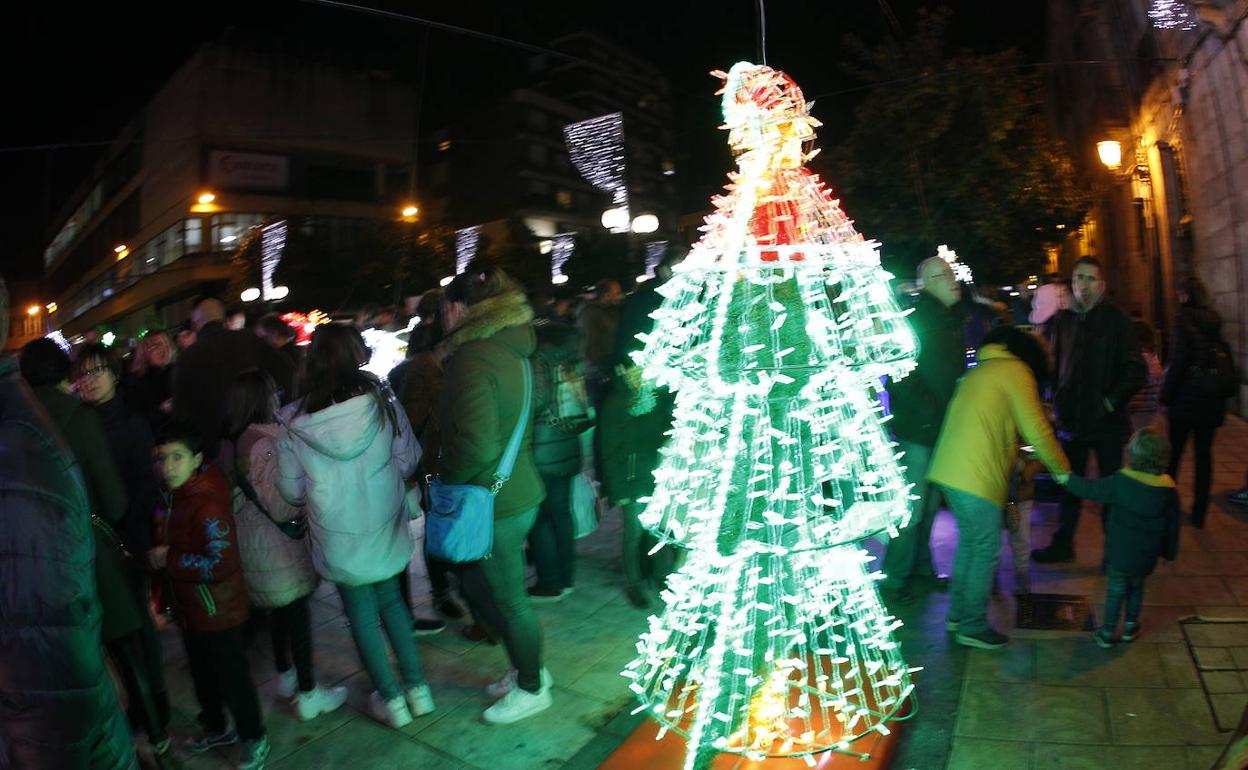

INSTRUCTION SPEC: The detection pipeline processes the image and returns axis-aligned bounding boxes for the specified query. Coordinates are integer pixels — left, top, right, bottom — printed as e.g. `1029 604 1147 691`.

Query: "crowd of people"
0 249 1243 769
883 254 1242 651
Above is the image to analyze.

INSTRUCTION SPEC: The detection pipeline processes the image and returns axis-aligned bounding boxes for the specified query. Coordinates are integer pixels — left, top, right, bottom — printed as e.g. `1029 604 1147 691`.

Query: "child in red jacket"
148 422 269 769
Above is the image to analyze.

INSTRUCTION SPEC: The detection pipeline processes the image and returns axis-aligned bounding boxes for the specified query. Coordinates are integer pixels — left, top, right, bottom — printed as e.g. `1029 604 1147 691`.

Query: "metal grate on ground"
1015 592 1096 631
1180 618 1248 732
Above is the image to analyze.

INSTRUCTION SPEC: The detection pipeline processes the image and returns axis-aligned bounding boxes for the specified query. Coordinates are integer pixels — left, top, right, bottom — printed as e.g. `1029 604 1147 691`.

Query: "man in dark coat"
597 257 679 608
0 277 137 770
881 256 967 602
1034 256 1146 563
173 297 263 460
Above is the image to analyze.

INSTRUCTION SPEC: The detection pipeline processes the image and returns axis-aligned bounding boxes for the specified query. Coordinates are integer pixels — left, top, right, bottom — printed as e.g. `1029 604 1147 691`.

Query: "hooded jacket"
1066 469 1180 576
928 343 1071 506
154 463 250 633
437 290 545 518
1162 305 1231 428
233 423 318 607
1049 299 1146 442
0 357 136 770
277 390 419 585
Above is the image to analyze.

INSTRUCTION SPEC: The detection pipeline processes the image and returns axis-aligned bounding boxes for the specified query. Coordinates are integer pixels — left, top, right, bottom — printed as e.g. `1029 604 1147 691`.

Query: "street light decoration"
623 62 919 770
455 225 482 275
550 232 576 285
260 220 288 300
565 112 629 231
1148 0 1197 29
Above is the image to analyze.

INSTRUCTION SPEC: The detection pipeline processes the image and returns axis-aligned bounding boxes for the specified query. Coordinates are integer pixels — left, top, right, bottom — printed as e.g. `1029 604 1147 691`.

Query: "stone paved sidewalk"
142 509 652 770
140 416 1248 770
913 414 1248 770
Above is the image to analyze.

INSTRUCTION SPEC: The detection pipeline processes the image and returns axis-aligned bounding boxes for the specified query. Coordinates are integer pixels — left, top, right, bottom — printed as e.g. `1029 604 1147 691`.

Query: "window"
555 190 573 209
185 219 202 251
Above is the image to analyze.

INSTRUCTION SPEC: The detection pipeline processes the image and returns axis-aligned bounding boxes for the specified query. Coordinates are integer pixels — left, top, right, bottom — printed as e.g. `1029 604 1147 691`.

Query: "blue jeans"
882 441 939 588
942 486 1002 635
460 508 545 692
338 574 425 700
1102 568 1145 634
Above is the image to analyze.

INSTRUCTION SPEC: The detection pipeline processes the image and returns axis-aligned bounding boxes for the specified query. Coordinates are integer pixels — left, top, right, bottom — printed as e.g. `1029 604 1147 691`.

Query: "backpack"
1198 337 1237 398
1187 318 1237 399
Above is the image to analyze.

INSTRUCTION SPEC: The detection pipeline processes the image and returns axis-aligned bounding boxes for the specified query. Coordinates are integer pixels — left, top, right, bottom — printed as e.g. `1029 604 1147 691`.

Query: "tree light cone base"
598 709 905 770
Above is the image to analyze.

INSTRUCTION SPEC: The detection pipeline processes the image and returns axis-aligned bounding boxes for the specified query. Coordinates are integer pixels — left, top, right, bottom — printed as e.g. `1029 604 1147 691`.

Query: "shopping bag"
571 472 601 539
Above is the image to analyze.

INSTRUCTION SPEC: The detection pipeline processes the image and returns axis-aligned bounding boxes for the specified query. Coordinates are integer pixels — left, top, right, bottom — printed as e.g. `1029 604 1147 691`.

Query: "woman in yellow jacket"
928 326 1070 650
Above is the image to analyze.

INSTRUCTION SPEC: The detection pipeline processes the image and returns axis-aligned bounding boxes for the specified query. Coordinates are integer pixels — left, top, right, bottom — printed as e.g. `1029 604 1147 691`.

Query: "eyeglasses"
77 365 111 380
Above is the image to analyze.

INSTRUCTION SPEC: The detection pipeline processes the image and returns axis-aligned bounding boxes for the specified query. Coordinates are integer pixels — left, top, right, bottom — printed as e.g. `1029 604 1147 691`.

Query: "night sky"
1 1 1045 283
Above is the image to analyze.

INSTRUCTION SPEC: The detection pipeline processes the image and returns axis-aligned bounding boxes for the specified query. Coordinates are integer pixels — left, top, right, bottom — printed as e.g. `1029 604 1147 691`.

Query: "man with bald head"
173 296 262 459
881 256 968 603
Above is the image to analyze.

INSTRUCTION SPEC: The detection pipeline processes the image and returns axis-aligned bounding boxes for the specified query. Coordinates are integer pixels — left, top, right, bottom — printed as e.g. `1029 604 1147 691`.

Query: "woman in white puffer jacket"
275 325 433 730
226 369 346 722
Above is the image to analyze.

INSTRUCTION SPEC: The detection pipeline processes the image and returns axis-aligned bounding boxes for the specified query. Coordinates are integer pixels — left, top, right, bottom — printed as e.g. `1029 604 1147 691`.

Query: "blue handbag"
426 358 532 563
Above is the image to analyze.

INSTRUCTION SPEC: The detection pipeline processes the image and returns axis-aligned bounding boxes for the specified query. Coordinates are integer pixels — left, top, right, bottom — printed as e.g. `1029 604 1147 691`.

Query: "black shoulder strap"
233 438 271 518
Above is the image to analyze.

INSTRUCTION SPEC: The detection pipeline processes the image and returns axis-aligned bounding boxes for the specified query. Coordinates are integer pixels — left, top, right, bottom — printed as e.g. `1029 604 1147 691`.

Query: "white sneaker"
484 667 554 699
369 690 413 729
275 669 298 699
404 684 435 717
482 685 552 725
295 685 348 721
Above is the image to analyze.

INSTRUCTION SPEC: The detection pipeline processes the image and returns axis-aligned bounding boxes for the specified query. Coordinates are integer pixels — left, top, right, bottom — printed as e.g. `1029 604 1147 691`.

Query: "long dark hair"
225 369 279 440
981 325 1050 384
297 323 398 432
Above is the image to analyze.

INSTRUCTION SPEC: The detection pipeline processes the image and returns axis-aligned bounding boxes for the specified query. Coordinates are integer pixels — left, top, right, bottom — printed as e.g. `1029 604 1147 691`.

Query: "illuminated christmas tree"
622 62 920 769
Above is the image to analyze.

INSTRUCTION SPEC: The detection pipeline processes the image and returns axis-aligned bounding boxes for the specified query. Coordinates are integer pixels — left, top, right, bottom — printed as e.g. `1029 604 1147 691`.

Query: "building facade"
1046 0 1248 415
42 42 418 338
425 31 679 283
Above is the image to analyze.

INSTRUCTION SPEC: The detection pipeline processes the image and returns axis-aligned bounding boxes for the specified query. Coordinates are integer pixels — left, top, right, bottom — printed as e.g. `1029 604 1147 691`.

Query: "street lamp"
26 305 40 316
601 207 630 232
631 214 659 234
114 244 129 260
191 191 219 213
1097 141 1122 170
241 287 261 302
401 204 420 221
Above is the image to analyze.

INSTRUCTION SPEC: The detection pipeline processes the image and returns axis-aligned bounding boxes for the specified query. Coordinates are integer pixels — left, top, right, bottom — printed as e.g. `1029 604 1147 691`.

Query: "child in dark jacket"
148 422 270 769
1057 428 1180 648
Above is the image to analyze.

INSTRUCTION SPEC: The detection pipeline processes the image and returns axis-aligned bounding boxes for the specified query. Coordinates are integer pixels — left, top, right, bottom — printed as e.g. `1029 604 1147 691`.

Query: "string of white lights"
624 62 920 769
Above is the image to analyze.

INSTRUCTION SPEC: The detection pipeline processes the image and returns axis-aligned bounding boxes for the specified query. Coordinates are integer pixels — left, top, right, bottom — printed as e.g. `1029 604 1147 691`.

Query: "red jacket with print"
154 464 250 632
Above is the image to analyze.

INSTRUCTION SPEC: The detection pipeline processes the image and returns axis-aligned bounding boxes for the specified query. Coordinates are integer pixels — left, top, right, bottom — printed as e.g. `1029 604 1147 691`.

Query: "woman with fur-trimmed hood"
437 267 549 725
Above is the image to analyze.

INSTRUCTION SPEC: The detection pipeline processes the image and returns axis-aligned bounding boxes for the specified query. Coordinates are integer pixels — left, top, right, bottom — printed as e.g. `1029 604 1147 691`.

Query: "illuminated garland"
551 232 576 284
564 112 629 231
623 62 919 770
455 225 482 275
1148 0 1196 29
261 220 288 300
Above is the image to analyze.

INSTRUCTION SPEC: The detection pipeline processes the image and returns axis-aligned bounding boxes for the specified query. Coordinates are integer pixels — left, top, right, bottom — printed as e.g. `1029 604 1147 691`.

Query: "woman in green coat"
438 267 550 725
